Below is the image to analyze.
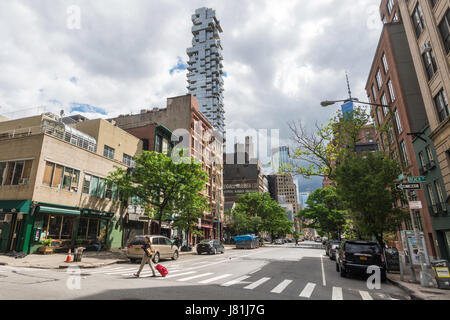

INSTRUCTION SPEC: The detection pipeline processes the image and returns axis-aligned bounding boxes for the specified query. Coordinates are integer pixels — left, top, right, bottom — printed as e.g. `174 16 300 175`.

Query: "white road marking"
244 277 271 290
359 291 373 300
105 268 139 275
177 273 214 282
332 287 343 300
321 255 326 286
221 276 251 287
270 280 293 294
158 271 196 279
299 282 316 298
199 274 233 284
88 267 128 274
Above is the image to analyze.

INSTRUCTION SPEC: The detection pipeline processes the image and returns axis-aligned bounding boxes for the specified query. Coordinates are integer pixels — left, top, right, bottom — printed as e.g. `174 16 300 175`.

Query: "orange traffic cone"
65 249 72 263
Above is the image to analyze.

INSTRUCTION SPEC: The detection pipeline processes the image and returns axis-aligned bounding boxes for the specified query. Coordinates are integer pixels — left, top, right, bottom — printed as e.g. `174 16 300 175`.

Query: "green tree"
229 192 293 241
108 151 208 235
297 187 346 239
334 151 408 248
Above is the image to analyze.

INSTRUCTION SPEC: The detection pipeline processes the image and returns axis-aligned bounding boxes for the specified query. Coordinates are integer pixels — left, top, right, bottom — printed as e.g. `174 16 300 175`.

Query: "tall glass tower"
187 7 225 134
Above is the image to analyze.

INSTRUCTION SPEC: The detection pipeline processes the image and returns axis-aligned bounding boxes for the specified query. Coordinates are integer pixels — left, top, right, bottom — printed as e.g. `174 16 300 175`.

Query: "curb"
387 277 424 300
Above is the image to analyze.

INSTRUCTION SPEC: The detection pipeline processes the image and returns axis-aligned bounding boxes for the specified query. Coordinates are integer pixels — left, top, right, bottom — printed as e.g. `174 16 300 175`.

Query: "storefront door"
9 213 23 251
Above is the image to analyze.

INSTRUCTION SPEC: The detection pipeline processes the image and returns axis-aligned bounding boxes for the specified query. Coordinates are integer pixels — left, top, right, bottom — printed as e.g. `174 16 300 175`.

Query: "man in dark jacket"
134 236 156 278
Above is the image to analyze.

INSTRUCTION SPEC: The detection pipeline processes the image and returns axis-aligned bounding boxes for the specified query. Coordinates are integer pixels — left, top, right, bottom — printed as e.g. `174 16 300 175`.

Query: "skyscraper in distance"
187 7 225 135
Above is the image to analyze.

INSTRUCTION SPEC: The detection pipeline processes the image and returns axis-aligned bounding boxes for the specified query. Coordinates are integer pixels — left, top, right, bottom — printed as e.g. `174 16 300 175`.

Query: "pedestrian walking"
134 236 156 278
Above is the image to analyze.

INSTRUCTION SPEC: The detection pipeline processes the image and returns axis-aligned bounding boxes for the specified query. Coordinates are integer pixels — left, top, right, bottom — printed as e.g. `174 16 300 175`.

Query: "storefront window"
77 218 88 240
60 217 74 240
47 215 63 239
88 219 99 240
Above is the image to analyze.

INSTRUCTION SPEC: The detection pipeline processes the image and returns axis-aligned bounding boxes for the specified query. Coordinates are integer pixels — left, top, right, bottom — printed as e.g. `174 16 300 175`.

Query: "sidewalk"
0 249 129 270
0 245 237 269
388 272 450 300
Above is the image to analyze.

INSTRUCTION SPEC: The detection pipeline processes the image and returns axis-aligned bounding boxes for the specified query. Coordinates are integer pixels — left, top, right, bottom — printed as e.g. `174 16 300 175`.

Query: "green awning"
38 206 80 216
0 200 31 213
81 209 114 218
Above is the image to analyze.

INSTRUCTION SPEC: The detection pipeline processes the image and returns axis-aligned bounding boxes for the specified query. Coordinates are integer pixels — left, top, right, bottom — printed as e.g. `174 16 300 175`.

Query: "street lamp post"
320 98 428 284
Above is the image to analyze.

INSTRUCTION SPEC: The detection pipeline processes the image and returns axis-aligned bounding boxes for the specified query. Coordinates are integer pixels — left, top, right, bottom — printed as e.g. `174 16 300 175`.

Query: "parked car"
274 239 284 245
326 240 340 256
336 240 386 282
127 235 179 264
197 240 225 255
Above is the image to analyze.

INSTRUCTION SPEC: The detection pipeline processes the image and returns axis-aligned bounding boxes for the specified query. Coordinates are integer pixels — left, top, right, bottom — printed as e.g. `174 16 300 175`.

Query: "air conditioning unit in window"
420 42 432 54
19 178 29 185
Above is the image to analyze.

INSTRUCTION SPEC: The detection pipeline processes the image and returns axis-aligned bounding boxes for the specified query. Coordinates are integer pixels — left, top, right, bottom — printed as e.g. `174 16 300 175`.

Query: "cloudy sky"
0 0 384 191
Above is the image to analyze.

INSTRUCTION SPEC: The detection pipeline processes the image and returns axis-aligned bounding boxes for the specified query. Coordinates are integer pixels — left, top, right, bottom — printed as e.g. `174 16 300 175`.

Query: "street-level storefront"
76 209 113 249
0 200 32 253
123 213 148 246
31 203 80 253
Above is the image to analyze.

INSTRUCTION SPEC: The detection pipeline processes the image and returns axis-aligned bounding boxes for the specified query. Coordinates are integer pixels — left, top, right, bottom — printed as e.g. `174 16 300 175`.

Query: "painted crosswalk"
77 265 405 300
299 282 316 298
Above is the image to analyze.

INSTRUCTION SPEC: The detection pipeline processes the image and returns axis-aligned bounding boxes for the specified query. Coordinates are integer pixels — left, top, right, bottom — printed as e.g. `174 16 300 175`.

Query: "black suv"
336 240 386 282
197 240 225 255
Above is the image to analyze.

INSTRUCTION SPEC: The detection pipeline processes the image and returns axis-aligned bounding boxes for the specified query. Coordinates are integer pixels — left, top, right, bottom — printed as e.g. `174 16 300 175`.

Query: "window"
426 146 434 163
393 12 399 22
155 135 162 153
0 160 33 186
387 0 394 14
438 9 450 54
42 162 79 192
427 184 437 206
382 53 389 73
162 138 169 155
381 94 389 115
434 89 449 122
387 80 395 102
377 108 383 126
394 109 403 133
422 49 438 80
123 154 134 167
372 84 377 101
419 152 426 168
400 140 410 167
434 180 445 204
412 4 425 38
82 173 117 200
82 174 91 194
103 145 115 160
413 210 424 232
376 69 383 89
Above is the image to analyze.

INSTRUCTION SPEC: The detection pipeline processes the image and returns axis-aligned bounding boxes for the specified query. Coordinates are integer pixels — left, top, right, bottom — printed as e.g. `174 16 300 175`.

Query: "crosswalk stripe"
221 276 251 287
178 273 214 282
88 267 126 274
199 274 233 284
105 268 139 275
244 277 271 290
162 271 197 279
359 291 373 300
332 287 343 300
271 280 293 294
299 282 316 298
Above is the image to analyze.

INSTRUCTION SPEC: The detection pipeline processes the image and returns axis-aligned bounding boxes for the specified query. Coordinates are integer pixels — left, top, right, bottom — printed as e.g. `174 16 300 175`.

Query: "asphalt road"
0 242 410 300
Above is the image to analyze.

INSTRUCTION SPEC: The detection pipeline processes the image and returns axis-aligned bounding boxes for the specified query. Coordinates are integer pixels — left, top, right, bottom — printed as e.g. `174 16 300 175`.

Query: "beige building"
398 0 450 198
267 174 299 233
0 113 142 254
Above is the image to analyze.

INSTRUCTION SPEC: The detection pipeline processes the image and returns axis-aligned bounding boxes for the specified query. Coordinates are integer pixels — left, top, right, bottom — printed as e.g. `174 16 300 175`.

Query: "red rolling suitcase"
155 264 168 277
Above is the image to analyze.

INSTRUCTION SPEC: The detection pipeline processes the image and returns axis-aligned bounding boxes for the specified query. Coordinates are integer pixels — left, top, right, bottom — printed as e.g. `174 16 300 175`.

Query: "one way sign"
395 183 421 190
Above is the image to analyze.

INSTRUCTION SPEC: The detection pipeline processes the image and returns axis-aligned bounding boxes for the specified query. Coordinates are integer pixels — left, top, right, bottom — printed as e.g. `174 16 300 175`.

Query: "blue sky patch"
70 102 107 115
169 56 188 75
70 76 78 84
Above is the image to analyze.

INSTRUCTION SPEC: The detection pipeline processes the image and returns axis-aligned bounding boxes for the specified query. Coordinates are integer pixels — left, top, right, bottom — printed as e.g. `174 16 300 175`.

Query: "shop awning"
39 206 80 216
0 200 31 213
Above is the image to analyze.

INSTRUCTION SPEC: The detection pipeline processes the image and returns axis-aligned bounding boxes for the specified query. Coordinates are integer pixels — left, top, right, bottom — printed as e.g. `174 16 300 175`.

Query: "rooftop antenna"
345 71 352 101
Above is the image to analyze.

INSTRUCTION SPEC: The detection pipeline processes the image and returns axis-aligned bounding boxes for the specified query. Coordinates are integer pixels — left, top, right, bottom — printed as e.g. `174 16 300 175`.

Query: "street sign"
409 201 423 209
408 176 426 183
395 183 421 190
